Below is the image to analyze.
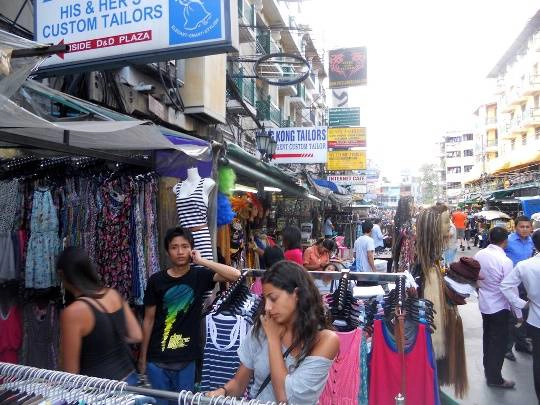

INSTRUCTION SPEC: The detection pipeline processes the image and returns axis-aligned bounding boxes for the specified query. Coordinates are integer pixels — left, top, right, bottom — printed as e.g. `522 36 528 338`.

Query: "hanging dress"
174 179 213 260
319 328 362 405
369 320 439 405
96 183 133 299
25 187 60 289
0 179 19 281
0 305 22 363
199 313 249 391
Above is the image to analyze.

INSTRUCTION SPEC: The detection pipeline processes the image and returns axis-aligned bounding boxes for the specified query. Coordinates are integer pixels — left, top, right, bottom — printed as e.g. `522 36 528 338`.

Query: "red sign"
61 30 152 58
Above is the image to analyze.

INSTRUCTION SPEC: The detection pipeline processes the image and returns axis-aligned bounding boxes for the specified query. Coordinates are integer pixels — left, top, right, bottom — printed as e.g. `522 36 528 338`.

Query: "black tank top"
77 297 134 380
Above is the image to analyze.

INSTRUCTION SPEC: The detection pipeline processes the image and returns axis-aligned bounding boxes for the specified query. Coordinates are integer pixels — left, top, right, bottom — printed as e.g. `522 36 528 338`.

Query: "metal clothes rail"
0 362 278 405
244 268 405 283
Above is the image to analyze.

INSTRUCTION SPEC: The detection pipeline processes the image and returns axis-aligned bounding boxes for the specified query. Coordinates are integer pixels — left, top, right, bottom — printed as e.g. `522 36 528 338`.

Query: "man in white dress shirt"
474 226 522 389
501 229 540 402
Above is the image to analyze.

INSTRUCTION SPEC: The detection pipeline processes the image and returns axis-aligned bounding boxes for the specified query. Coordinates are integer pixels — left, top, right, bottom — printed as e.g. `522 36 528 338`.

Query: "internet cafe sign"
265 126 328 164
35 0 237 75
327 174 367 186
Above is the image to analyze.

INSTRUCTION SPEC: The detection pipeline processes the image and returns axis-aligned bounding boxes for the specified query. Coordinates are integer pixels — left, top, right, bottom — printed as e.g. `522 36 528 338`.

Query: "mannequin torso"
174 167 216 207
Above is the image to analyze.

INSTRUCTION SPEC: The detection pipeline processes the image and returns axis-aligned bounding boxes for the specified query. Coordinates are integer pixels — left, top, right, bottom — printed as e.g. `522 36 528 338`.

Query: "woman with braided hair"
392 196 415 272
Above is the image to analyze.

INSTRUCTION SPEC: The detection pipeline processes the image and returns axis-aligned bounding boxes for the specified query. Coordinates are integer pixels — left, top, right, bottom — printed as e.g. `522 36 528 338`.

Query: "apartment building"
227 0 327 154
437 131 476 204
485 9 540 175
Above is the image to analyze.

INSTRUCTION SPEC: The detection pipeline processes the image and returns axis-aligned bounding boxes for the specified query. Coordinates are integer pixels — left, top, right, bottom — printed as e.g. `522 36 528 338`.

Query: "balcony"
522 107 540 127
238 0 255 43
278 66 297 96
485 116 497 129
495 77 505 95
524 75 540 96
256 33 281 55
289 83 308 108
499 122 513 139
508 85 528 106
281 117 292 128
256 96 281 127
486 138 498 152
305 72 317 90
509 115 526 135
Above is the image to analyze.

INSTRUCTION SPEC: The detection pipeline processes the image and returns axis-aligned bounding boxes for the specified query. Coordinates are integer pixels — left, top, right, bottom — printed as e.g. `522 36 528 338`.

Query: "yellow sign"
328 127 366 148
326 150 366 171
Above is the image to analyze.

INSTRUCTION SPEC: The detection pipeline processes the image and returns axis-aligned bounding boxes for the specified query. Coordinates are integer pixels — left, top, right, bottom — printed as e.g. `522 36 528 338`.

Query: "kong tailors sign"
264 126 328 164
35 0 237 75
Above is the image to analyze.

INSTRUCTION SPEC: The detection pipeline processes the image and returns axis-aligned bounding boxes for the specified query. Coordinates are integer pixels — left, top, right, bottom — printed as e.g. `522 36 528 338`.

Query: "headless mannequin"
175 167 216 208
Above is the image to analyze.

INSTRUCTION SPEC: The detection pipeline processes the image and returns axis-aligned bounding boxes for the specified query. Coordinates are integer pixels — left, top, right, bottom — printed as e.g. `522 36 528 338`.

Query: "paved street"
441 246 536 405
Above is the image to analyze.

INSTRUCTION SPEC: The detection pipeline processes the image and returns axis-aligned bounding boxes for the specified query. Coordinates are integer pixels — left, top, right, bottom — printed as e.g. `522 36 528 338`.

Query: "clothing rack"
0 362 278 405
244 268 405 283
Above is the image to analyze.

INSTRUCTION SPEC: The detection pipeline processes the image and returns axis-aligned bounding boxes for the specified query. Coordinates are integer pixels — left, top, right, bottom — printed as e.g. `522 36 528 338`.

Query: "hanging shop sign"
327 174 367 185
327 127 366 148
328 107 360 127
265 126 328 164
35 0 236 75
326 150 366 171
328 47 367 88
331 89 349 108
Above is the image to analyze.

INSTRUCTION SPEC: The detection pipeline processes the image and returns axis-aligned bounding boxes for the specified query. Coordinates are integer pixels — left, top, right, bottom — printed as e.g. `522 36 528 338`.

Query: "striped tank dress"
200 313 250 391
174 179 213 260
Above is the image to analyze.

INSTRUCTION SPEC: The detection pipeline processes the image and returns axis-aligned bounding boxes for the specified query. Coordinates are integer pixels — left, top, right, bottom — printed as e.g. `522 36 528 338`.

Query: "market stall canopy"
313 178 349 195
474 210 511 221
0 79 211 159
488 183 538 200
304 172 353 205
225 143 308 198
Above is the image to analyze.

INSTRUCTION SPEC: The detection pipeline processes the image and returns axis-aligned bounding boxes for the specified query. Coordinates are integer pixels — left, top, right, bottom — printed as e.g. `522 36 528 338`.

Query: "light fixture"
307 194 321 201
269 136 278 157
234 184 258 193
256 125 276 162
264 186 282 192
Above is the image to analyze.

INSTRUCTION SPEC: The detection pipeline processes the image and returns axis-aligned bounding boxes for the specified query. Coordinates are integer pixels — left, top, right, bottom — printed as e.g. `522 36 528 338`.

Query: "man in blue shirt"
504 216 534 360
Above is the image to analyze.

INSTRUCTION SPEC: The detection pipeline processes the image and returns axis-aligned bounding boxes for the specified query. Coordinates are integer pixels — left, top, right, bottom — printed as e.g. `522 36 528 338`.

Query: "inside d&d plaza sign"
35 0 237 75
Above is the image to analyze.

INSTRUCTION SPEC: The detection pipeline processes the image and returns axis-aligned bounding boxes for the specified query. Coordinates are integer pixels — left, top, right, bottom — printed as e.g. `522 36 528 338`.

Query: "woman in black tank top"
56 247 143 382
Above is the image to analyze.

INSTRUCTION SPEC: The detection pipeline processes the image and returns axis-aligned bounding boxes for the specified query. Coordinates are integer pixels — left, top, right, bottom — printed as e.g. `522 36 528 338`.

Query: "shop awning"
488 183 538 199
313 178 349 195
0 79 211 159
225 143 308 198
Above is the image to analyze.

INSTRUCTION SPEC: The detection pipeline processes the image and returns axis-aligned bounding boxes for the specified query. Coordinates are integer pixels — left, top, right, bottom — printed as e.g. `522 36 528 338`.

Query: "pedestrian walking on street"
504 216 534 360
452 209 470 251
353 221 376 272
474 227 521 389
501 229 540 403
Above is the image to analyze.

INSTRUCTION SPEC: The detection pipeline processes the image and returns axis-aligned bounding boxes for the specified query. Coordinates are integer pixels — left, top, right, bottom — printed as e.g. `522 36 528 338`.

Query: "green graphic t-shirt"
144 266 215 363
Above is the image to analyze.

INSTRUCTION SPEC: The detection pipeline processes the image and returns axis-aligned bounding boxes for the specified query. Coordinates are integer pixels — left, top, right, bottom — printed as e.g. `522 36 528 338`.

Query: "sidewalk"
441 246 536 404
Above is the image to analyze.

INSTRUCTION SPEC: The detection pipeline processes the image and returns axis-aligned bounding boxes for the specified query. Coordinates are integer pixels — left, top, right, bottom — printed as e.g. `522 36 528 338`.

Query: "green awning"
225 143 308 198
490 183 538 200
